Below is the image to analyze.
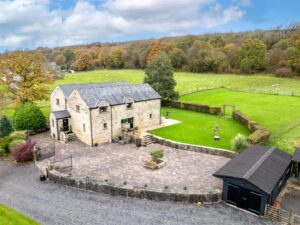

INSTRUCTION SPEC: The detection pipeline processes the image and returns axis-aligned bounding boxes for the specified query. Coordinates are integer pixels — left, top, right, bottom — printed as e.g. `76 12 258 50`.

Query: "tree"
105 48 125 69
13 102 46 131
209 36 226 48
288 40 300 73
72 51 95 71
238 38 267 73
224 43 239 70
0 115 14 138
54 54 67 66
144 52 177 100
168 48 187 69
0 51 54 104
268 47 288 69
147 42 162 64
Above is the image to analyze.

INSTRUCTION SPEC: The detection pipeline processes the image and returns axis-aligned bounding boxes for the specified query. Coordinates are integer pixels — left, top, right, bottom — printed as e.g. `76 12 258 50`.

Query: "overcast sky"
0 0 299 51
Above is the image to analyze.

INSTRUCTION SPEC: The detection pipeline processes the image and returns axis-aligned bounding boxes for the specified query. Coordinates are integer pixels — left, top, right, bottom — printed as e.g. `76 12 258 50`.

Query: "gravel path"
0 161 273 225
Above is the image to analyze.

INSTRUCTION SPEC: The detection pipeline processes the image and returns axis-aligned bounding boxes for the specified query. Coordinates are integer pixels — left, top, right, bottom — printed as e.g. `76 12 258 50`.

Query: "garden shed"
214 146 292 215
292 148 300 180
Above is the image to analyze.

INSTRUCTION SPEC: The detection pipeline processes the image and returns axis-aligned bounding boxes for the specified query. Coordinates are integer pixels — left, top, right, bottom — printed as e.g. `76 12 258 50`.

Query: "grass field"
3 69 300 152
0 204 39 225
151 108 250 150
180 88 300 153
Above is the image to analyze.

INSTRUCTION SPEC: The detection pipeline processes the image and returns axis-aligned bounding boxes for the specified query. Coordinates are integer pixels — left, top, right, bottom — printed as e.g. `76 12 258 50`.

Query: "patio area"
33 132 230 194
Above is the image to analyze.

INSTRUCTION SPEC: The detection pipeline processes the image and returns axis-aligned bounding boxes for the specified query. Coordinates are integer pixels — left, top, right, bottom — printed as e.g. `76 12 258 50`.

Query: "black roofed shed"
214 146 292 215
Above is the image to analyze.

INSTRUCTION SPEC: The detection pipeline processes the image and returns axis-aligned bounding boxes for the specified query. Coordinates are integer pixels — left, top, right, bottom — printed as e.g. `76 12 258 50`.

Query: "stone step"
142 135 155 146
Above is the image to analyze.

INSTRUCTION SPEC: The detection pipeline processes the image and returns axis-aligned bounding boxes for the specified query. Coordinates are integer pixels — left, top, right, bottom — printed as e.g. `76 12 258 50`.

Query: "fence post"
288 212 293 225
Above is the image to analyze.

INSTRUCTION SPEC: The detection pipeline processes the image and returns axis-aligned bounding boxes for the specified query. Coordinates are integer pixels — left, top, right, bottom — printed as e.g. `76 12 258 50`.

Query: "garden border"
47 169 223 204
150 134 236 158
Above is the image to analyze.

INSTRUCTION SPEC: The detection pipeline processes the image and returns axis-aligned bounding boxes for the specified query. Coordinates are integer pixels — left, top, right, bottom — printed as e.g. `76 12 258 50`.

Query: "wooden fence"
265 204 300 225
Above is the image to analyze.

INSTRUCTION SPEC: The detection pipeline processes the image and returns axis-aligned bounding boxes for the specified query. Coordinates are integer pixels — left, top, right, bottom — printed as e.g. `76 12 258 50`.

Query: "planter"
135 138 142 147
144 159 167 170
40 174 46 181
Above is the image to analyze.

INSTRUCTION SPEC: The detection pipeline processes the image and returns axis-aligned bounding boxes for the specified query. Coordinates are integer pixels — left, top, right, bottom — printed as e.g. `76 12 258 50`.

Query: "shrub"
13 103 46 131
9 139 26 151
0 148 6 156
275 67 293 77
0 136 13 153
231 134 249 153
12 140 36 163
150 149 164 162
10 130 29 140
0 115 14 138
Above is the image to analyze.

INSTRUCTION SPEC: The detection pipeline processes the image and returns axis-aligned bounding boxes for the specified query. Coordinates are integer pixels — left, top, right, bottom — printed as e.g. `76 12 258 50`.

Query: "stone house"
50 82 161 146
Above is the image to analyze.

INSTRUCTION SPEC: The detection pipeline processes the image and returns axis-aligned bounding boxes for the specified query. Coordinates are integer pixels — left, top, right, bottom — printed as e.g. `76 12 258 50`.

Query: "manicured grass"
53 70 300 95
0 204 40 225
151 107 250 150
180 88 300 153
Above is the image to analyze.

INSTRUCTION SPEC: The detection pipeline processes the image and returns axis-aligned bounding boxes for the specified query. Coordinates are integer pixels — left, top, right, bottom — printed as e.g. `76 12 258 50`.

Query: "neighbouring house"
50 82 161 146
214 146 292 215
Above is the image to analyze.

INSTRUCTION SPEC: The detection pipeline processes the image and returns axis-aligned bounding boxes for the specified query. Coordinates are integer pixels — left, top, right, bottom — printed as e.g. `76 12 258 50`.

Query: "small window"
83 123 86 132
51 119 55 127
126 102 133 109
76 105 80 113
99 106 108 113
56 98 60 105
103 123 107 129
149 114 152 119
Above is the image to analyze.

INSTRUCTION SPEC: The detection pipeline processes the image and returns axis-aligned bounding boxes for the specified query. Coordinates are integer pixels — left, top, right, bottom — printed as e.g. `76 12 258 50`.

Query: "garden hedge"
162 100 221 115
232 110 271 145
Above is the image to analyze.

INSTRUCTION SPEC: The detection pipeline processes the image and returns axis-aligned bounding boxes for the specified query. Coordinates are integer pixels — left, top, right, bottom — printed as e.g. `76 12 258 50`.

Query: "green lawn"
151 107 250 150
180 88 300 153
0 204 40 225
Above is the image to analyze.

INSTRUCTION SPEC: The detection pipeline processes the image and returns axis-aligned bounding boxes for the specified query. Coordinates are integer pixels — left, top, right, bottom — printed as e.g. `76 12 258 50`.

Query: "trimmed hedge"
13 103 46 132
162 100 221 115
0 115 14 138
232 110 271 145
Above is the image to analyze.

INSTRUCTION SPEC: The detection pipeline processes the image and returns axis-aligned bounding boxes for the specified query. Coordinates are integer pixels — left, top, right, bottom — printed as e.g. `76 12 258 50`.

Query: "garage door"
227 184 262 215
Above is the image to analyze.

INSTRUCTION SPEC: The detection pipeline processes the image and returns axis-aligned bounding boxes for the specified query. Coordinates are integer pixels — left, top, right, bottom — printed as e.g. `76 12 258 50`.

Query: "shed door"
226 183 262 215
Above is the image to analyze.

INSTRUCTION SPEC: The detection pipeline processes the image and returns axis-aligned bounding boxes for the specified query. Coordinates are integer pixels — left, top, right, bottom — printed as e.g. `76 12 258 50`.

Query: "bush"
9 139 26 151
0 148 6 156
13 103 46 131
0 136 13 153
275 67 293 77
0 115 14 138
10 131 29 140
150 149 164 162
231 134 249 153
12 140 36 163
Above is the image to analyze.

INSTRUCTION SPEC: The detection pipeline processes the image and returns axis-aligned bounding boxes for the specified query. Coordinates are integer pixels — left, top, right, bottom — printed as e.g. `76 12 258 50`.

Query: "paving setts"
0 160 273 225
33 132 230 194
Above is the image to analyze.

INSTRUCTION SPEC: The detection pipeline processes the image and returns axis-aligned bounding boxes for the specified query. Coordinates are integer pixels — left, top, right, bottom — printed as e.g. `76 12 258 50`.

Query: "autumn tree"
0 51 54 104
168 48 187 69
105 48 125 69
144 52 177 100
72 51 95 71
147 42 162 64
54 54 67 66
224 43 239 70
238 39 267 73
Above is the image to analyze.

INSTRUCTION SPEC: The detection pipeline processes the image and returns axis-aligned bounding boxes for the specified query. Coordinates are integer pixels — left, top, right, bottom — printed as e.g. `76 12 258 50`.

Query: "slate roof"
293 148 300 163
57 82 129 97
52 110 71 119
214 146 292 194
76 83 161 108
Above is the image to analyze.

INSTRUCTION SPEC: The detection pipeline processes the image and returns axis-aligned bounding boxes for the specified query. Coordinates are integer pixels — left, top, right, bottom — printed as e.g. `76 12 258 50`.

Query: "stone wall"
162 100 221 115
232 110 271 145
47 170 222 204
50 87 66 111
150 135 236 158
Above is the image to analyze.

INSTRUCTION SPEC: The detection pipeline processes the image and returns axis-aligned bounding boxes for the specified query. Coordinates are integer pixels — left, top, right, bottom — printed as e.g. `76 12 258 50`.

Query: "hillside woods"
37 27 300 77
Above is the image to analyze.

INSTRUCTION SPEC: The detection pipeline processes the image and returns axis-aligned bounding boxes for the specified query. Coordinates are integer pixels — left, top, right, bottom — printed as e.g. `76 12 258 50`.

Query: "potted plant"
144 149 166 169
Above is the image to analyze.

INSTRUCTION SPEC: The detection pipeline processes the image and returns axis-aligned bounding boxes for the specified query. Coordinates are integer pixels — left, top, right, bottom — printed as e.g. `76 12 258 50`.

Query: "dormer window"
56 98 60 105
76 105 80 113
99 106 108 113
126 102 133 110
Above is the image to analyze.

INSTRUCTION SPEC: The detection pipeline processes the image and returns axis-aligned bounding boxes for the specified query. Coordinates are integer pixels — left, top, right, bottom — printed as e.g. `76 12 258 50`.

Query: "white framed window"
99 106 108 113
56 98 60 105
76 105 80 113
83 123 86 132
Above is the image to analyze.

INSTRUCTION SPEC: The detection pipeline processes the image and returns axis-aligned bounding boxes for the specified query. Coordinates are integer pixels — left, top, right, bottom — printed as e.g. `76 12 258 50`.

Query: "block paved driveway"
34 132 229 194
0 161 273 224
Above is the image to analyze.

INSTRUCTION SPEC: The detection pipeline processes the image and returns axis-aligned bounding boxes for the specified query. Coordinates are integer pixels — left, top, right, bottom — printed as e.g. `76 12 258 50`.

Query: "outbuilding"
214 146 292 215
292 148 300 180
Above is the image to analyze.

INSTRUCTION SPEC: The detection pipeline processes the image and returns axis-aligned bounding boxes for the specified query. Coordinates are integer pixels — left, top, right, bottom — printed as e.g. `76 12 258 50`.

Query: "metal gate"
264 204 300 225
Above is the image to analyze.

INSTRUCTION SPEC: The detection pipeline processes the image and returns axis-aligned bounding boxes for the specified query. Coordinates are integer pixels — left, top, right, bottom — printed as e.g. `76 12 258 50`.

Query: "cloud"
0 0 247 49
